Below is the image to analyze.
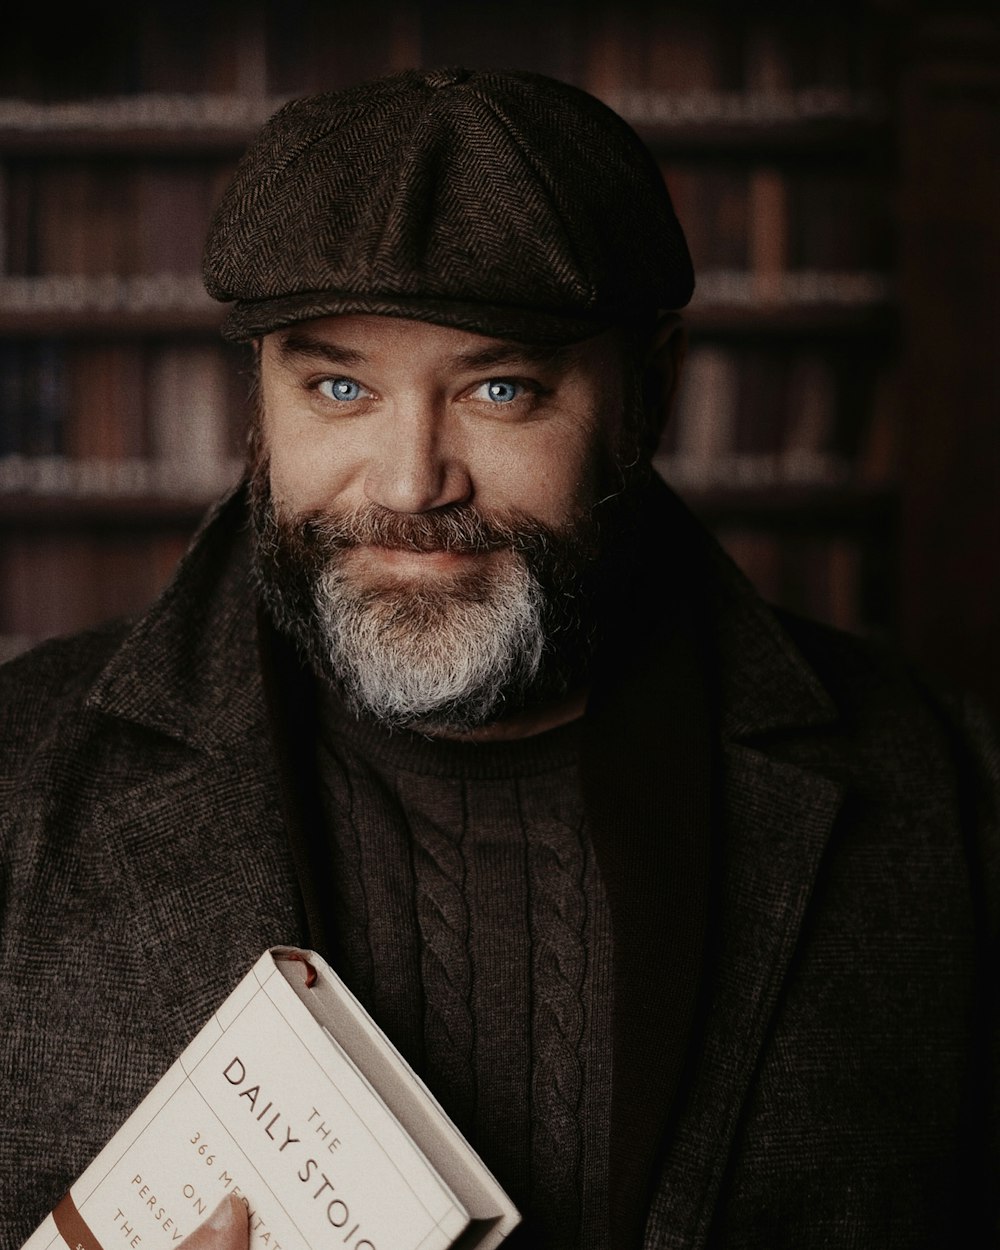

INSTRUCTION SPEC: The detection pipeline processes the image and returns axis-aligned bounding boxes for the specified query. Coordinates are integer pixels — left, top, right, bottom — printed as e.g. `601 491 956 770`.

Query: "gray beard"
313 547 548 733
250 477 604 735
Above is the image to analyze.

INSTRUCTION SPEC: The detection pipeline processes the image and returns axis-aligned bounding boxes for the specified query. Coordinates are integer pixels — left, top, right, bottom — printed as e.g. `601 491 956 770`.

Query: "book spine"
147 343 240 497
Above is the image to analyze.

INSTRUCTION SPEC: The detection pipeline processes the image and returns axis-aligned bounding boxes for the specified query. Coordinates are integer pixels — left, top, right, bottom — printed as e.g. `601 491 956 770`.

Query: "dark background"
1 0 997 711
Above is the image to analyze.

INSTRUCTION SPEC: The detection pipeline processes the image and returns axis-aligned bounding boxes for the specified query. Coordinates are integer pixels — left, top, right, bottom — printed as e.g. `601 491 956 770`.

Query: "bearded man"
1 69 997 1250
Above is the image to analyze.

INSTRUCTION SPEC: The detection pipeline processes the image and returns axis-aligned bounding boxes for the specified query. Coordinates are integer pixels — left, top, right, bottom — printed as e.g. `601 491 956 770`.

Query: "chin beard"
249 475 606 735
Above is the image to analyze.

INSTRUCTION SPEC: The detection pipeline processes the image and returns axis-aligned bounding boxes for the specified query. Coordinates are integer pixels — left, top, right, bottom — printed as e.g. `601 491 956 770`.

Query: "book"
137 5 265 95
134 160 234 274
22 946 521 1250
0 530 88 645
0 341 23 456
0 526 188 654
147 343 242 498
0 341 65 458
65 343 148 462
666 343 738 481
747 165 789 300
662 164 749 271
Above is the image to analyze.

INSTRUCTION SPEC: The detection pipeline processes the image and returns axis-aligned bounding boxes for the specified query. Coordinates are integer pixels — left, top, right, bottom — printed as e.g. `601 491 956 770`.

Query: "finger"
179 1194 249 1250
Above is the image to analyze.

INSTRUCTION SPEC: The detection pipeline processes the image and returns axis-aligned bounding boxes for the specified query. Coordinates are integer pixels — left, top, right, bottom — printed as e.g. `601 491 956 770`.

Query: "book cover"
23 947 520 1250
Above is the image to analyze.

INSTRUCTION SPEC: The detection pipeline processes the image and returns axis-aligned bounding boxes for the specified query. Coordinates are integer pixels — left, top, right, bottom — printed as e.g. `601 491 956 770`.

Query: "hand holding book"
179 1196 248 1250
25 948 519 1250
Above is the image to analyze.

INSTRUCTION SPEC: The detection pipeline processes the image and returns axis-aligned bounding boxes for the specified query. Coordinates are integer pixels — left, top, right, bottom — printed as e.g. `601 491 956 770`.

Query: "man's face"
251 313 636 734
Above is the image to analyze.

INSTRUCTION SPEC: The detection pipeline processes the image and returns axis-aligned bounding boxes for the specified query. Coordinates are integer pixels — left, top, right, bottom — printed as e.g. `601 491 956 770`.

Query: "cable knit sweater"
315 691 613 1248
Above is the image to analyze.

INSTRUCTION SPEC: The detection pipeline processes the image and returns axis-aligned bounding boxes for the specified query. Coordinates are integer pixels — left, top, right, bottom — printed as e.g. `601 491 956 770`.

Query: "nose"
364 399 472 514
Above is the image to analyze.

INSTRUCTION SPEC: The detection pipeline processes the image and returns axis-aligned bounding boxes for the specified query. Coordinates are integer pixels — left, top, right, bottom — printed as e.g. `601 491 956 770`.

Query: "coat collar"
81 485 309 1049
634 481 851 1248
575 479 847 1246
84 486 265 757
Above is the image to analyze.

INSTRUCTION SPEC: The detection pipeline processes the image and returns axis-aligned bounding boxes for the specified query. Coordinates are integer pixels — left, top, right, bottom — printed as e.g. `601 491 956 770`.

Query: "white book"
23 947 520 1250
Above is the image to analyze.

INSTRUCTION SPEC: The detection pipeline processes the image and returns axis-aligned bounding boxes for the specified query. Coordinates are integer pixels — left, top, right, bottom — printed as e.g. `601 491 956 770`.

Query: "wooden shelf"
633 116 891 160
0 93 892 159
0 491 220 529
0 124 258 157
676 480 897 531
0 293 895 341
0 306 895 340
0 277 223 337
0 116 892 160
0 96 283 156
685 301 897 340
0 304 224 337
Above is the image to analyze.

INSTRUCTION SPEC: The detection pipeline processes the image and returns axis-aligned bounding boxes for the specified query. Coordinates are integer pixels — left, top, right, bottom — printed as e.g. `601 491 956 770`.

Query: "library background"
1 1 997 711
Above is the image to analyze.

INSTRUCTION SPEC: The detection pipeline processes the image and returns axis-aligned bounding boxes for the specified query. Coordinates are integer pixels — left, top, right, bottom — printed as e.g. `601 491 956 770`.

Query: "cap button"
423 68 472 89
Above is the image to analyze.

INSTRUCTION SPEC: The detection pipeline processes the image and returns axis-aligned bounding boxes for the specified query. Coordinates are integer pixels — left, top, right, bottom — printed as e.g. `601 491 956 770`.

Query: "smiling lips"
347 544 498 577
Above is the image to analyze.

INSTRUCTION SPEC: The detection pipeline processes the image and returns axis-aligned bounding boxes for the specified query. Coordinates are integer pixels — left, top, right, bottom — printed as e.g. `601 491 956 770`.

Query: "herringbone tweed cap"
203 67 694 343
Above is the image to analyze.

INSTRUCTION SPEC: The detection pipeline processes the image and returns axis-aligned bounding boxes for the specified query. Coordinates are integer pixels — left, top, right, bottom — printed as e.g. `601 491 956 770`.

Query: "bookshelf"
1 1 997 709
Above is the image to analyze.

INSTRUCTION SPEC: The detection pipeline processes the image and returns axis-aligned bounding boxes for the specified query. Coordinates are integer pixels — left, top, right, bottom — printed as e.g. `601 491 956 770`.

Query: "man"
1 68 997 1249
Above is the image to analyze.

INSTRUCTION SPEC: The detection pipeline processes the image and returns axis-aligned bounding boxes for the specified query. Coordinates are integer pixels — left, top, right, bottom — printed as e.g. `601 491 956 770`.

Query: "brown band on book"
53 1192 106 1250
282 949 318 988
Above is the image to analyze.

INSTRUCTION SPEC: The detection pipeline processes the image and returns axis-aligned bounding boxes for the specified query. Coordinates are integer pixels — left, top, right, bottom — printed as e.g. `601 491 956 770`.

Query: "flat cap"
204 67 694 344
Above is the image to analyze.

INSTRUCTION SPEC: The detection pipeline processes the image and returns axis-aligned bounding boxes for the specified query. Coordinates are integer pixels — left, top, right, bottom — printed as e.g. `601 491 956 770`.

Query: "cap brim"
220 290 621 345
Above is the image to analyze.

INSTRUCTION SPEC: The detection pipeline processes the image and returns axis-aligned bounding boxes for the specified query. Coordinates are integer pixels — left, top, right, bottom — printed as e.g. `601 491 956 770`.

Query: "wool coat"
1 478 997 1249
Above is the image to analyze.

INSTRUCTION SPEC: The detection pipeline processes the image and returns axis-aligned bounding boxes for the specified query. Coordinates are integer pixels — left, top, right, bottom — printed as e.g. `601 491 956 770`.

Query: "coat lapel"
83 489 308 1053
582 556 713 1249
644 747 845 1249
638 487 851 1248
91 745 306 1050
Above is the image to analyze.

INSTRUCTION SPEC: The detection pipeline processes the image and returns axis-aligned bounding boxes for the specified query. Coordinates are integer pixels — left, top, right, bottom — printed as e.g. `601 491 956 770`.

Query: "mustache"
287 501 569 558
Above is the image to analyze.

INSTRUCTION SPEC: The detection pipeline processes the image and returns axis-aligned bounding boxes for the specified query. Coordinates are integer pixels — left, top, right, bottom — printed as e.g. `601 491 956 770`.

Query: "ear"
641 313 687 449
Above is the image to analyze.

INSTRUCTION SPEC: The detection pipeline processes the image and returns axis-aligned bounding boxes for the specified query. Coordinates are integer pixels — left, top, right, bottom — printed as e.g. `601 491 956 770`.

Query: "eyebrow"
276 329 570 372
276 331 368 367
450 342 572 370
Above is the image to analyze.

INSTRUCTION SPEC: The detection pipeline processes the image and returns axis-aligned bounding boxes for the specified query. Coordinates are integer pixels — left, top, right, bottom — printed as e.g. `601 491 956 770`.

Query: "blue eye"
320 378 363 401
484 380 520 404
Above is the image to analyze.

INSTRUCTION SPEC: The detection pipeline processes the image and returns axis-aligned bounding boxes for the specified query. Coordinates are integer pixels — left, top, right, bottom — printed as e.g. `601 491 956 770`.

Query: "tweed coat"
0 479 997 1249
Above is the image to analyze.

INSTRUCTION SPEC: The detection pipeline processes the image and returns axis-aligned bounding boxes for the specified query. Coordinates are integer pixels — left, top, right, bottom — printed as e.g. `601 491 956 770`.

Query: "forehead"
262 313 627 382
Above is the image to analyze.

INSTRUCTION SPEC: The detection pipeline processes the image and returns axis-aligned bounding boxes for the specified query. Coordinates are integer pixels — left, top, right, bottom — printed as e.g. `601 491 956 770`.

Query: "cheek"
261 408 362 516
482 422 608 526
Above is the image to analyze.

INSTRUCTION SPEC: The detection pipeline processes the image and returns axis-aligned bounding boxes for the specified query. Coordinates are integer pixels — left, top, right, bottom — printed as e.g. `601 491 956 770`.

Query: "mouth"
345 544 498 577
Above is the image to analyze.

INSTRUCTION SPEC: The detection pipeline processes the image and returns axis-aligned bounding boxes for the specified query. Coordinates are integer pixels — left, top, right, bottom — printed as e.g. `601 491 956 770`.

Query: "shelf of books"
591 4 901 643
0 1 904 659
